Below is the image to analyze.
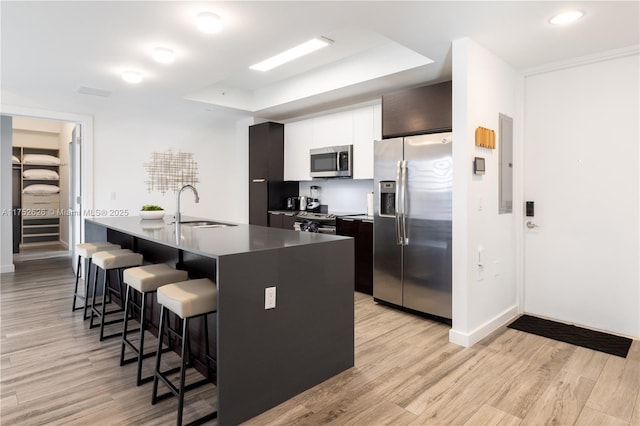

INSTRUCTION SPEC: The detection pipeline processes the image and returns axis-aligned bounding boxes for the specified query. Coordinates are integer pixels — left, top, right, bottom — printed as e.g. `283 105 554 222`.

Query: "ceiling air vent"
77 86 112 97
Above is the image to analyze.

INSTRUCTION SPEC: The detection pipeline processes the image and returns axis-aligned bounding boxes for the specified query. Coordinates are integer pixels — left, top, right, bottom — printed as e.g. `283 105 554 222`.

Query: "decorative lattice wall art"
144 149 199 194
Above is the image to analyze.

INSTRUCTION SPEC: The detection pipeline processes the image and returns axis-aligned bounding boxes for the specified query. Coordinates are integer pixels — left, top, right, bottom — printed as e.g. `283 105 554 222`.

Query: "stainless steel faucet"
175 184 200 224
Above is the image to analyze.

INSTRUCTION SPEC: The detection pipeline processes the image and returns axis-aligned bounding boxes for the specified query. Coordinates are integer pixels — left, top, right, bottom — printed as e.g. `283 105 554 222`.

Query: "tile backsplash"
298 179 373 214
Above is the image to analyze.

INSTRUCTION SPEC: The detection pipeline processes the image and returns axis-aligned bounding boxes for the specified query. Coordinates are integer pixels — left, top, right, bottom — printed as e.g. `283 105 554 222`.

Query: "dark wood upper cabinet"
249 122 298 226
382 80 452 138
249 121 284 181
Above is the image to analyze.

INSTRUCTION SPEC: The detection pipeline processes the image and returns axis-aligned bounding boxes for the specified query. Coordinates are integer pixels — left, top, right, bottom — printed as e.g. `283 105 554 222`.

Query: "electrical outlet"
265 286 276 310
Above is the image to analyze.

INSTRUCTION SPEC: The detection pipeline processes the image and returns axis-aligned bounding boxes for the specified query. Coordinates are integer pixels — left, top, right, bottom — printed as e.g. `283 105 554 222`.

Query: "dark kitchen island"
85 216 354 426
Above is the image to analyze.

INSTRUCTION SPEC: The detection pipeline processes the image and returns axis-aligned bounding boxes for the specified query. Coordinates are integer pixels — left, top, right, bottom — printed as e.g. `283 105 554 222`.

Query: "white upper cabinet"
284 103 381 181
284 119 312 181
311 110 353 148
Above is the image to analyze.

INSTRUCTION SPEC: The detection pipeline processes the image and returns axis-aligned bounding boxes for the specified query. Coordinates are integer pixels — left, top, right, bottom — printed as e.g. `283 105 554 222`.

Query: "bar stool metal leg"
72 254 83 312
120 286 152 385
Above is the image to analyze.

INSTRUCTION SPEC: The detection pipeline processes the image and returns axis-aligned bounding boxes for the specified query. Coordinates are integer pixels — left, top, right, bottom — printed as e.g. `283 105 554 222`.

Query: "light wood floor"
1 257 638 425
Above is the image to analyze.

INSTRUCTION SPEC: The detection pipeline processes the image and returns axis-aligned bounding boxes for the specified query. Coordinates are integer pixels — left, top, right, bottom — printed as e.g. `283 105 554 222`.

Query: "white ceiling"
1 1 638 121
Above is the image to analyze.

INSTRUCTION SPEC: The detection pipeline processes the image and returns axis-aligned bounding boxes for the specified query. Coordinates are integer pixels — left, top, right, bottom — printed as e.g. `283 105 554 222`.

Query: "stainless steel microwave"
310 145 353 178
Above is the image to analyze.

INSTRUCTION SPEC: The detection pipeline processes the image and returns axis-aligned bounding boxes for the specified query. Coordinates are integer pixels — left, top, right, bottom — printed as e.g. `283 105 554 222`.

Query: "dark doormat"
507 314 632 358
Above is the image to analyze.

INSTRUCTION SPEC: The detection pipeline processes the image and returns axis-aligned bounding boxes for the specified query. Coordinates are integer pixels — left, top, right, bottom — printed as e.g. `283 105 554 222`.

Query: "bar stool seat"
73 242 121 320
90 249 143 341
94 249 143 270
157 279 218 319
120 264 189 385
76 242 120 259
152 278 218 426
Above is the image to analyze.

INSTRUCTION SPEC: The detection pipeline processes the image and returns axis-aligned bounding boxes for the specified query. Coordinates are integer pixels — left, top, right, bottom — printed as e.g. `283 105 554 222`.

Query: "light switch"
265 286 276 310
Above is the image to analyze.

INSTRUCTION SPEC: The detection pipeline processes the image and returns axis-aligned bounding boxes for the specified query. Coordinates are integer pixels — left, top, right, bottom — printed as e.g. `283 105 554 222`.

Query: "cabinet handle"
341 218 355 222
252 178 266 183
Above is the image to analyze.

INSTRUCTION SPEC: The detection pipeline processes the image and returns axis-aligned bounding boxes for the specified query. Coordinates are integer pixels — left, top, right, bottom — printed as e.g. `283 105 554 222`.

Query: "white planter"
139 210 165 220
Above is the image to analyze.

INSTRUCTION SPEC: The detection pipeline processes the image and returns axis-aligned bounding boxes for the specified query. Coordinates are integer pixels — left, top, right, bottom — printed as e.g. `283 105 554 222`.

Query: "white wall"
91 104 244 223
450 38 523 346
523 53 639 338
2 90 251 229
299 179 373 213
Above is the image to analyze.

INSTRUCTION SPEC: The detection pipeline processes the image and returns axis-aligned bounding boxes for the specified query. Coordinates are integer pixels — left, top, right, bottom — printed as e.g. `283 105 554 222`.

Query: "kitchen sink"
178 220 236 228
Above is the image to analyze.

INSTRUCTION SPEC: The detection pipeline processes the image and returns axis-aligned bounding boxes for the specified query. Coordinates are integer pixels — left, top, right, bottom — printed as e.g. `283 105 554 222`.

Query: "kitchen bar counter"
87 215 343 257
85 216 354 426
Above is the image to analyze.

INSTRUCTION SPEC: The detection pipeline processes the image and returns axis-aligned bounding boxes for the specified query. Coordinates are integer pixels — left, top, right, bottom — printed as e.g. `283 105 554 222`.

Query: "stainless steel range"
293 212 338 234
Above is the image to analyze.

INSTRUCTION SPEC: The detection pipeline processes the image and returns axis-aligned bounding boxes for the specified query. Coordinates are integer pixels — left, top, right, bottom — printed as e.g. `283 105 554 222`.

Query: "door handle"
400 161 408 246
252 178 266 183
395 161 403 245
526 221 539 229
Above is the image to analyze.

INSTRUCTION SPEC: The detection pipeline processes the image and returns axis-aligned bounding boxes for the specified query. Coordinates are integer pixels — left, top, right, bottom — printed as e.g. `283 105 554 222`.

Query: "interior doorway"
522 56 639 339
10 116 82 263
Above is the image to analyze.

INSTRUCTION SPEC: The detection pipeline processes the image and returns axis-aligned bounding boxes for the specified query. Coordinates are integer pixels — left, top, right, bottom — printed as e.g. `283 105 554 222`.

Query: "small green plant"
141 204 163 211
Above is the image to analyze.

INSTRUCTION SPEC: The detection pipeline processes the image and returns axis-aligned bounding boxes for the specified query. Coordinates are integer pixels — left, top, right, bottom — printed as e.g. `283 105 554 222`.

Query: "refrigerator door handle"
395 160 403 245
400 160 408 246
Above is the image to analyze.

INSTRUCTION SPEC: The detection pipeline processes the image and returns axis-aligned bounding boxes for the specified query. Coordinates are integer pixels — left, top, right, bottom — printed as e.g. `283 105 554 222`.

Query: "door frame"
2 104 94 269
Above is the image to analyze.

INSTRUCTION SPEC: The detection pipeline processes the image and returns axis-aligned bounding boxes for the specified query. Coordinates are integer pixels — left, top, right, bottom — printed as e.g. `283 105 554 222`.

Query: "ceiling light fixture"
152 47 175 64
549 10 584 25
195 12 222 34
122 70 142 84
250 37 334 72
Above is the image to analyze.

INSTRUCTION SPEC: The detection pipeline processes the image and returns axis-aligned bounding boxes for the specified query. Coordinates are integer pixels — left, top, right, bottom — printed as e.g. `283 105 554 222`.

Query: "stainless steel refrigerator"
373 133 453 320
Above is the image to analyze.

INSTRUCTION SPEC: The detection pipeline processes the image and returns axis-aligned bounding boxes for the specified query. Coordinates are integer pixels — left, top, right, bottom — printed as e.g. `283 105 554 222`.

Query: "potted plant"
140 204 165 220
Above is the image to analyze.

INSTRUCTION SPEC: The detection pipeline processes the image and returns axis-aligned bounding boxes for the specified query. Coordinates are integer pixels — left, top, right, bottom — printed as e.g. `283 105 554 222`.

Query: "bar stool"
89 249 143 341
152 278 218 426
72 242 121 320
120 264 189 386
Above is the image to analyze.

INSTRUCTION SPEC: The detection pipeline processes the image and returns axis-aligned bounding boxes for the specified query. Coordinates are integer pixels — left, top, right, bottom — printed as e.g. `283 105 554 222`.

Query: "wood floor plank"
631 387 640 426
575 406 629 426
585 354 640 422
462 404 522 426
520 369 595 425
561 346 609 381
2 256 639 426
487 342 576 418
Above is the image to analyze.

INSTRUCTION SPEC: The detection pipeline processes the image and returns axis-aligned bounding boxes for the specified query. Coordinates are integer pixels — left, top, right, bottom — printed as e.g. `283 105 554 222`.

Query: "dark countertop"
339 215 373 221
86 216 349 259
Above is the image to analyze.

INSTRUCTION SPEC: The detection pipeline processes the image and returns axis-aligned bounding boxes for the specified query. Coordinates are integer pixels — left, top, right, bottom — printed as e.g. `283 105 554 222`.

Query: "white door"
523 56 639 338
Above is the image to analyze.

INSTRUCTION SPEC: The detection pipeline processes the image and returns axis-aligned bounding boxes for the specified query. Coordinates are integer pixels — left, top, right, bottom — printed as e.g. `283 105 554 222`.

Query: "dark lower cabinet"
337 218 373 295
268 212 296 230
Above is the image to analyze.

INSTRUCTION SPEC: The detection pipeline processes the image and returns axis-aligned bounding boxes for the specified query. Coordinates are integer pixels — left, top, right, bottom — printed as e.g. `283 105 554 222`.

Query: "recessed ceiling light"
549 10 584 25
250 37 333 72
122 70 142 84
195 12 222 34
152 47 176 64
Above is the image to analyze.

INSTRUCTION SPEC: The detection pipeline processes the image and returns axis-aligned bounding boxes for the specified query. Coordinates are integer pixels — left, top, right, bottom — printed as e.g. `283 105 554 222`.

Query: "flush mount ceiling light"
152 47 175 64
122 70 142 84
195 12 222 34
549 10 584 25
250 37 334 72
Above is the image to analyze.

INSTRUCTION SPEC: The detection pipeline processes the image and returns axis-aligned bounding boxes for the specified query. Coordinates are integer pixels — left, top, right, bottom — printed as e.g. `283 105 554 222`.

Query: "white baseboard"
1 264 16 273
449 305 519 347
